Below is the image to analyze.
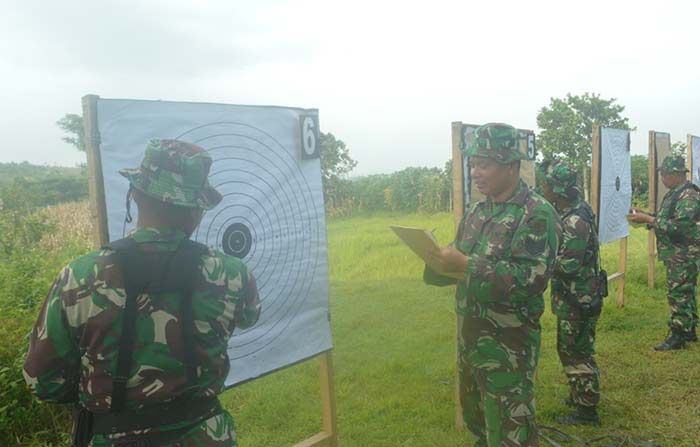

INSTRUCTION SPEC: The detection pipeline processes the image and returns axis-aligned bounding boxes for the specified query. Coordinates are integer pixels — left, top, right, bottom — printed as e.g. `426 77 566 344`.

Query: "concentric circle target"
222 222 253 258
174 122 323 360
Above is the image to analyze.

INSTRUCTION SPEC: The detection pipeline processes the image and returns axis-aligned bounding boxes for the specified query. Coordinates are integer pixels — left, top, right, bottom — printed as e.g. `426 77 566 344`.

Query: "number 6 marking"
303 116 317 156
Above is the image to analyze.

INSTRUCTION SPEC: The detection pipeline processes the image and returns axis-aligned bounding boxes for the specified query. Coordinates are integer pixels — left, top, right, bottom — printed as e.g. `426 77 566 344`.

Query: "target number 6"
300 114 320 159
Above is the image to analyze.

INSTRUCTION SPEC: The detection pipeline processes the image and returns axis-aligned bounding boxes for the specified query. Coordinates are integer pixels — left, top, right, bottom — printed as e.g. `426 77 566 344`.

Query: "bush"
0 186 90 446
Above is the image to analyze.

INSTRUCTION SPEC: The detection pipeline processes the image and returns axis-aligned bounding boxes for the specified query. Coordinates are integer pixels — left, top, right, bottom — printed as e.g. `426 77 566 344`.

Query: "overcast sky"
1 0 698 176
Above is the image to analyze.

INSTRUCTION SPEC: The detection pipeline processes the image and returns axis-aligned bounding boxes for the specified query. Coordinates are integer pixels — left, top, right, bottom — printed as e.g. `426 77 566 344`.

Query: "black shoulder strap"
104 238 147 412
167 240 208 387
103 237 208 412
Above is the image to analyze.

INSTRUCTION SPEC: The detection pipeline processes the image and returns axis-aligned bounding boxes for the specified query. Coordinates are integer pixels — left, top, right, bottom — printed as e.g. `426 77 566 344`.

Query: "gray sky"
1 0 698 176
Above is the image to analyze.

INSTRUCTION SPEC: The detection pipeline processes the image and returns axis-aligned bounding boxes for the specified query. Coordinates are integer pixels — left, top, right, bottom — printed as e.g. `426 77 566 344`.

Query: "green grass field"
222 213 700 447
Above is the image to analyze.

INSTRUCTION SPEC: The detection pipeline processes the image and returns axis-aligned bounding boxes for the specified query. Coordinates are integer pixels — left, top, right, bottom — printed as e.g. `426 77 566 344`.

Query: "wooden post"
293 351 338 447
450 122 465 432
451 122 465 228
688 134 694 182
615 238 628 307
647 131 656 288
82 94 109 247
591 126 601 219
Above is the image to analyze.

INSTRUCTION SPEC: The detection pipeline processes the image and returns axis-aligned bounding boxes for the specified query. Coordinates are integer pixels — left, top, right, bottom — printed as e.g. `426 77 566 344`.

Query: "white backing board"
598 127 631 244
691 135 700 186
654 132 672 212
94 98 332 387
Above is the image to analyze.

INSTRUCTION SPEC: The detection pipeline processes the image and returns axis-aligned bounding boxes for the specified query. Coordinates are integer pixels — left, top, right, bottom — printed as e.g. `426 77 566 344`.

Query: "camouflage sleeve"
234 267 261 330
23 267 80 403
467 208 560 303
423 264 459 286
554 215 590 279
655 194 700 239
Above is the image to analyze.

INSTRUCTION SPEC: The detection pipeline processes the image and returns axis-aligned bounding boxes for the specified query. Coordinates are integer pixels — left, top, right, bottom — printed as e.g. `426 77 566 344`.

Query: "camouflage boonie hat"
539 159 582 200
119 139 223 210
658 155 688 173
464 123 527 164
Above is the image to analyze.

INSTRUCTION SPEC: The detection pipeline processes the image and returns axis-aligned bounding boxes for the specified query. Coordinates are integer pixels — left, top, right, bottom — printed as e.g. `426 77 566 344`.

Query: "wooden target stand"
591 126 628 307
646 131 672 289
82 94 338 447
449 121 537 430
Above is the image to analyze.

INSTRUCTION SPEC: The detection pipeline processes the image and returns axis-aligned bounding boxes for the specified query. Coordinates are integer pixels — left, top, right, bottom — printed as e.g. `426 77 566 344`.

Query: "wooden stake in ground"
647 131 672 288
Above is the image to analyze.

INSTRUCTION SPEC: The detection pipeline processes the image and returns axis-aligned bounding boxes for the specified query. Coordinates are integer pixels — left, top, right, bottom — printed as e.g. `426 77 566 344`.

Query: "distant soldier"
629 154 700 350
24 140 261 446
540 160 604 426
425 123 561 446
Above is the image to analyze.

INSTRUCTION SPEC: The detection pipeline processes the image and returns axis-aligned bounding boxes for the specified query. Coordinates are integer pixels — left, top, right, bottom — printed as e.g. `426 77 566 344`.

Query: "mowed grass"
216 213 699 446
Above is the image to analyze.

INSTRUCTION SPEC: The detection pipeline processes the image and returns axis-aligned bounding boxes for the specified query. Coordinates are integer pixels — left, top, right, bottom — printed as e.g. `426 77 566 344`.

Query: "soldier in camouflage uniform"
539 160 602 426
629 155 700 350
425 123 562 447
24 139 261 446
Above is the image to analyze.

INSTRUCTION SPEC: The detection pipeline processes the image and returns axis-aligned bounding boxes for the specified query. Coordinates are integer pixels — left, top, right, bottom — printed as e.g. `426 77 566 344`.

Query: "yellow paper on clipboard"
389 225 463 280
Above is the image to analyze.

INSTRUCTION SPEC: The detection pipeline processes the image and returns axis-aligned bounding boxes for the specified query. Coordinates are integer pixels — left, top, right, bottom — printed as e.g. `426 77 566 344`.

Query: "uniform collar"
555 196 583 216
127 227 188 243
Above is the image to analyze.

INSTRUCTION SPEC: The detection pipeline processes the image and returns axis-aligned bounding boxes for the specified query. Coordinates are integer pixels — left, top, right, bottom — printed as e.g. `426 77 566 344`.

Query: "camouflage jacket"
23 227 260 436
551 198 601 319
429 181 561 324
655 181 700 264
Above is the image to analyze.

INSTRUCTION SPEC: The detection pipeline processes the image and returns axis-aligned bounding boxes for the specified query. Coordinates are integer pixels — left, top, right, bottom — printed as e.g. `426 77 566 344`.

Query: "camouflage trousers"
458 314 540 447
90 410 238 447
664 261 699 333
557 318 600 408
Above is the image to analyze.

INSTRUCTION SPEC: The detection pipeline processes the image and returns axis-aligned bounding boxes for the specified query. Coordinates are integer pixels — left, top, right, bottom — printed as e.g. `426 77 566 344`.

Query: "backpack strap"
167 239 208 387
104 238 147 413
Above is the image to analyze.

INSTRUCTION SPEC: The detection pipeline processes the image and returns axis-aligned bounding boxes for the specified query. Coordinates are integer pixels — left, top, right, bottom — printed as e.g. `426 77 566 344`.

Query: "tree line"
42 92 689 216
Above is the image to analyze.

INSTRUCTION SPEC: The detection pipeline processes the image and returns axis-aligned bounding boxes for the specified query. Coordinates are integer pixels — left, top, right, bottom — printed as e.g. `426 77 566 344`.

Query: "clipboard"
390 225 463 280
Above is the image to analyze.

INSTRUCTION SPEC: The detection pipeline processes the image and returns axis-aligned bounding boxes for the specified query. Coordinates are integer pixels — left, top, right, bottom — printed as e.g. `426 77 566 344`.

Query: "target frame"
591 125 629 307
646 130 672 289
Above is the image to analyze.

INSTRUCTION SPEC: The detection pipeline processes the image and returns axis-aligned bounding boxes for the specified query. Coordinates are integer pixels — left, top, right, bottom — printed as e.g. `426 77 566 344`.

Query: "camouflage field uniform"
653 156 700 336
540 161 601 410
426 124 562 447
24 140 261 447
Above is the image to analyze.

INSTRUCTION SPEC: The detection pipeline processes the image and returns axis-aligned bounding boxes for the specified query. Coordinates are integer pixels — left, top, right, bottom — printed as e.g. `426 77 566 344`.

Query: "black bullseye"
222 223 252 258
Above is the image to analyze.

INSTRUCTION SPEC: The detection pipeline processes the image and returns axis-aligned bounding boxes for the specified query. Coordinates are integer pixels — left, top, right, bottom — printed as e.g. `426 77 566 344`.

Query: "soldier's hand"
627 209 653 224
426 246 468 275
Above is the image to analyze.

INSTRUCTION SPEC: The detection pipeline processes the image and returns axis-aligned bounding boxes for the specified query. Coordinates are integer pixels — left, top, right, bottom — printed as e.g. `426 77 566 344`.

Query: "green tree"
537 93 634 197
56 113 85 152
631 154 649 207
320 132 358 208
671 141 687 157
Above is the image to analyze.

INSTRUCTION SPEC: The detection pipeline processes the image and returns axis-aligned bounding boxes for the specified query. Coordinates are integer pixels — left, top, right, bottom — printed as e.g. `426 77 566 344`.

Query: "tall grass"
6 205 698 446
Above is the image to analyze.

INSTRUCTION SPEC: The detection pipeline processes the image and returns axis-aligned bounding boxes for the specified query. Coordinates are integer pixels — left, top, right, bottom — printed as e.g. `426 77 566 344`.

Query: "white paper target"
598 128 632 244
94 98 331 387
691 135 700 187
459 124 537 206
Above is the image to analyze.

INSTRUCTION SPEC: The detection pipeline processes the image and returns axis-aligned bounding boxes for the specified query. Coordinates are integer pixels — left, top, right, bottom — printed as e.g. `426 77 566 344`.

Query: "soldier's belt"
92 395 221 436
